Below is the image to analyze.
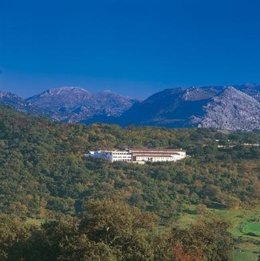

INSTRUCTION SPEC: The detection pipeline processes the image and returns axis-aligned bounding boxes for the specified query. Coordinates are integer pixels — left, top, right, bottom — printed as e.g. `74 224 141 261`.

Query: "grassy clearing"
177 206 260 261
232 249 258 261
25 206 260 260
242 221 260 237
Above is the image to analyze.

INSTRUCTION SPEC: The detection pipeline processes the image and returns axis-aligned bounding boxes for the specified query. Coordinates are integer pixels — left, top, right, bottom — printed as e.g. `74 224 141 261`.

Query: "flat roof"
133 154 177 157
129 148 183 151
132 152 180 156
89 148 185 154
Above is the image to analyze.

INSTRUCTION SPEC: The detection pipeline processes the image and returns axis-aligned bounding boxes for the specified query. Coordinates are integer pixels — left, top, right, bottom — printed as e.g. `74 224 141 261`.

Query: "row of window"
112 152 130 155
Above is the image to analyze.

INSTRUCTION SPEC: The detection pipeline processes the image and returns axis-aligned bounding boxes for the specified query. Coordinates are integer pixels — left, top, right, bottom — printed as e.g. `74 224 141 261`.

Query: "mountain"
119 86 223 127
235 83 260 102
0 91 28 111
199 87 260 131
119 85 260 130
0 84 260 130
26 87 138 122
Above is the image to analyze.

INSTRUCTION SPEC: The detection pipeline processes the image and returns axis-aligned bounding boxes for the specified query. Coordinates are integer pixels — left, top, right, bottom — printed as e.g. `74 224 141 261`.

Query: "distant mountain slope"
26 87 138 122
0 84 260 130
0 91 28 111
26 87 91 110
119 85 260 130
200 87 260 131
119 86 224 127
235 84 260 102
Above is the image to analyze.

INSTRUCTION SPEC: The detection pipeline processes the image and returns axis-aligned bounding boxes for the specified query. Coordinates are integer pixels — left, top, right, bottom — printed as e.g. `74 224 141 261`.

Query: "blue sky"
1 0 260 98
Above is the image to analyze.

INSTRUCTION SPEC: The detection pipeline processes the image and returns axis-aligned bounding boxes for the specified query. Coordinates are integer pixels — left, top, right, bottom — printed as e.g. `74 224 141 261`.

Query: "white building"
129 149 186 162
87 148 186 163
88 150 132 162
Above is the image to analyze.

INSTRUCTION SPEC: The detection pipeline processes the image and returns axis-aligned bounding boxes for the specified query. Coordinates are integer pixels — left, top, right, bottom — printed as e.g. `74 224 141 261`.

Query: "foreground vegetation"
0 106 259 260
178 206 260 260
1 200 235 261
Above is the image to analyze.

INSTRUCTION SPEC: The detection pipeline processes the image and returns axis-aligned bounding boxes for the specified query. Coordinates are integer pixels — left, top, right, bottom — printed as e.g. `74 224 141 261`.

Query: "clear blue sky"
1 0 260 98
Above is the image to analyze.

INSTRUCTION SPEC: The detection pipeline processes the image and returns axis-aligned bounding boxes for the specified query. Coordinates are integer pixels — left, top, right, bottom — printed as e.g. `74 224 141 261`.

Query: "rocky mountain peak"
45 86 90 95
0 91 27 110
25 87 137 122
0 91 20 99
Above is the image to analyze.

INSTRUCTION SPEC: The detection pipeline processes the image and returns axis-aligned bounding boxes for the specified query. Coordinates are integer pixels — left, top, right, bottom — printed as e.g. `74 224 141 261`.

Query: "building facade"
87 148 186 163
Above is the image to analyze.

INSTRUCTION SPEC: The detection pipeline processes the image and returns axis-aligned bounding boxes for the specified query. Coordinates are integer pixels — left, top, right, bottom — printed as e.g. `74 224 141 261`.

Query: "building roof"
132 152 180 156
129 148 183 152
134 154 175 158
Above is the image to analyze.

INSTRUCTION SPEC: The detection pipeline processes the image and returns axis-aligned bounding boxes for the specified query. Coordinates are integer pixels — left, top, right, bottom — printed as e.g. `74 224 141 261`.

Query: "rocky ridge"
0 84 259 131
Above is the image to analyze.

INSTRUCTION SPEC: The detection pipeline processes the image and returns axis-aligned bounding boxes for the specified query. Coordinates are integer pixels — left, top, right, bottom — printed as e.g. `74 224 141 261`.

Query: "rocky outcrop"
200 87 260 131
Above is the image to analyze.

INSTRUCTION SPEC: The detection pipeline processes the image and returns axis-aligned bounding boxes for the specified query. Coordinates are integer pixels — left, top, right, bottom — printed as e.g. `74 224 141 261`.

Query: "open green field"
232 249 258 261
242 221 260 237
177 206 260 261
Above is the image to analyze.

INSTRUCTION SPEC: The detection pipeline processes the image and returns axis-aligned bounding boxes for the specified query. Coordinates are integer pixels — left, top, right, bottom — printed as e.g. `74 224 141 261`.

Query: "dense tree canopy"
0 106 259 260
0 107 259 219
0 200 233 261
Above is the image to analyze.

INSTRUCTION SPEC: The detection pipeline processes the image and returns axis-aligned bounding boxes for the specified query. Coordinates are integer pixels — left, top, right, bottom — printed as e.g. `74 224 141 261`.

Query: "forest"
0 106 259 260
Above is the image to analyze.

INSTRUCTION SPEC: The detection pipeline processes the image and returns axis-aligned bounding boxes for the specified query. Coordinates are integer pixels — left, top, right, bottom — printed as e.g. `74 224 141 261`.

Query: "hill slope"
0 106 259 218
119 85 260 130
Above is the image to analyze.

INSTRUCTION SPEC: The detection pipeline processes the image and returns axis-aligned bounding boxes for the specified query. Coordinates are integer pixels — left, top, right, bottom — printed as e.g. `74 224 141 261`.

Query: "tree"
169 218 234 261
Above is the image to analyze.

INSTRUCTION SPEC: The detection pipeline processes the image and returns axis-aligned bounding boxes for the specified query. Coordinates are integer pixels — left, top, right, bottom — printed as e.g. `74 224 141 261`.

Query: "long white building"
88 150 132 162
87 148 186 163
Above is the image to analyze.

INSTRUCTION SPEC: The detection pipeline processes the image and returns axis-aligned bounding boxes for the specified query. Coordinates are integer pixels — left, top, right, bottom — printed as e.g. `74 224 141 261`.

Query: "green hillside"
0 106 259 260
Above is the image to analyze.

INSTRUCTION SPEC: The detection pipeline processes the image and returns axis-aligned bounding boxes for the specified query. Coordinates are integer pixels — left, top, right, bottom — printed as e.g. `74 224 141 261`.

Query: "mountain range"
0 84 259 131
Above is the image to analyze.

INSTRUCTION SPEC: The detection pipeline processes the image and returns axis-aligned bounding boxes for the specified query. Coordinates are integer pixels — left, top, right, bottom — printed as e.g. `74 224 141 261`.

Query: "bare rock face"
200 87 260 131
